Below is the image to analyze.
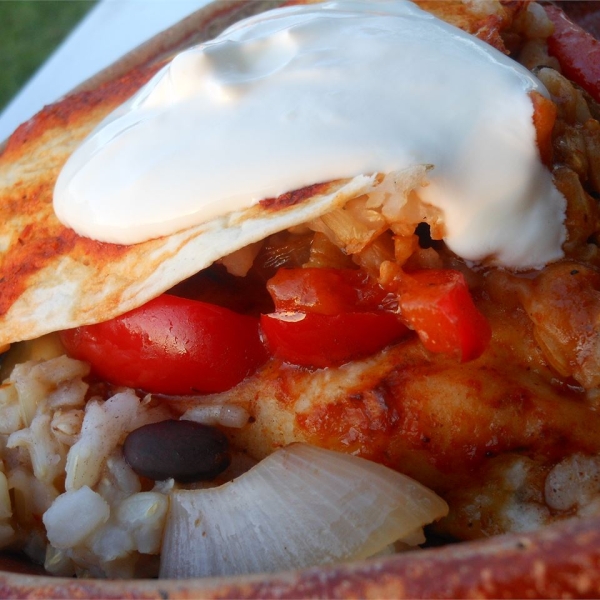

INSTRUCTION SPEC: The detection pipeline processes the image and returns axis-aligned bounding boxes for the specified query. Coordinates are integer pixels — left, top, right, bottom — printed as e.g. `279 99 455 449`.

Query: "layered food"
0 0 600 581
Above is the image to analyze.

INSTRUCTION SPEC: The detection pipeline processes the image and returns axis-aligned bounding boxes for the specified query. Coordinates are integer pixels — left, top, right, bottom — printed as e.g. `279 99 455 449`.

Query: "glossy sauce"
54 0 565 268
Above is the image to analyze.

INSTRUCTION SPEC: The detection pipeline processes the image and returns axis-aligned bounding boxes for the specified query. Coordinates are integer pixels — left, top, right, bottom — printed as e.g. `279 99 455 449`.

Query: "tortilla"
0 0 519 348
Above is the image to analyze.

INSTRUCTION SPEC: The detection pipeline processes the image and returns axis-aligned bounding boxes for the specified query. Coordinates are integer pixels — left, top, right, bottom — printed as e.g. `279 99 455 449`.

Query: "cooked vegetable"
530 90 557 166
395 269 491 362
60 295 268 394
546 5 600 103
261 267 408 367
159 443 448 578
261 311 409 368
266 267 396 314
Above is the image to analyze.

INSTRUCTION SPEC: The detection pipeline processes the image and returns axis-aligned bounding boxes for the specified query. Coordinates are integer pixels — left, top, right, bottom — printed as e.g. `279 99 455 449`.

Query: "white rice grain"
43 486 110 549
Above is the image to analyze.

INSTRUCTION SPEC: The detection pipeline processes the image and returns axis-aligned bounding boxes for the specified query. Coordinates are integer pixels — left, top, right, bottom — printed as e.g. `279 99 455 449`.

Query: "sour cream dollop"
54 0 566 268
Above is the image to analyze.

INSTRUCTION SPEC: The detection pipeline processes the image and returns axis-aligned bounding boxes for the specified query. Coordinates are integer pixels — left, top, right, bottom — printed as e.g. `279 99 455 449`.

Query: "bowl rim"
0 513 599 598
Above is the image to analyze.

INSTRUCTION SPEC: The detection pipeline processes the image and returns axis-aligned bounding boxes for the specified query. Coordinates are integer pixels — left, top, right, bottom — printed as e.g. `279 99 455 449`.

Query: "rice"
0 354 252 577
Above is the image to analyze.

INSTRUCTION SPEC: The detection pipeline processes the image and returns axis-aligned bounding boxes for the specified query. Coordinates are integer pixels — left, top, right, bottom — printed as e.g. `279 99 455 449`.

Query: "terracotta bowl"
1 1 600 597
0 513 599 598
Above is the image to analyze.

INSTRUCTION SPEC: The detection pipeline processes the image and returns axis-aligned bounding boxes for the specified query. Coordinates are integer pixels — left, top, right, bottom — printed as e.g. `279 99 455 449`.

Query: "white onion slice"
159 443 448 578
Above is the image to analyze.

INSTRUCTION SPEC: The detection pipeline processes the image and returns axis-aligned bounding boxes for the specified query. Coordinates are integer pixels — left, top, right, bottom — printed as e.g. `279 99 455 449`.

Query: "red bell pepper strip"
545 5 600 104
260 311 409 369
266 267 398 314
397 269 491 362
61 294 268 395
262 268 407 368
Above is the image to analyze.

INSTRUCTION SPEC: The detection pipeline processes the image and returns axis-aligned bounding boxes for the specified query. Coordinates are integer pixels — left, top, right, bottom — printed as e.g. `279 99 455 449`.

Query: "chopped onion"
309 198 385 255
304 231 354 269
159 443 448 578
181 404 250 429
219 241 262 277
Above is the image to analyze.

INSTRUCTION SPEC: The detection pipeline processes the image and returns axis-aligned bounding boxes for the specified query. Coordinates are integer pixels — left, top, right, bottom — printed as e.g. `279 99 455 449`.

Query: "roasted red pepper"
262 268 408 368
266 267 397 314
546 5 600 104
396 269 491 362
61 295 267 395
261 310 409 369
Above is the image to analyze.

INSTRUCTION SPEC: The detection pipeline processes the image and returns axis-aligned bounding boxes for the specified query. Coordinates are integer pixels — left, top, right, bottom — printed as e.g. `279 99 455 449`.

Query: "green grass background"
0 1 97 112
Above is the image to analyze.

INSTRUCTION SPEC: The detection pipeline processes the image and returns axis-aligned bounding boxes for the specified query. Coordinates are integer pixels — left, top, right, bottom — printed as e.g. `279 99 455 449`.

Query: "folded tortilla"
0 0 518 347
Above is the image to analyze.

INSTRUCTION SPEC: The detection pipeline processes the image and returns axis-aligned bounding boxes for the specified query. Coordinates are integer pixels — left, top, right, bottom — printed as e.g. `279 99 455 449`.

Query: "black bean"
123 419 231 483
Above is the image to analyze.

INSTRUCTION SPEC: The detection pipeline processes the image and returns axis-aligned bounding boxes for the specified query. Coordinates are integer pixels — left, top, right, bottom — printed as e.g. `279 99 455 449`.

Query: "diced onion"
309 199 384 255
159 443 448 578
181 404 250 429
219 241 262 277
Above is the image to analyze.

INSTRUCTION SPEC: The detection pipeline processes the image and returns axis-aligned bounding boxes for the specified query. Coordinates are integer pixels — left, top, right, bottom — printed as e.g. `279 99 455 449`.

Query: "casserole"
0 0 600 596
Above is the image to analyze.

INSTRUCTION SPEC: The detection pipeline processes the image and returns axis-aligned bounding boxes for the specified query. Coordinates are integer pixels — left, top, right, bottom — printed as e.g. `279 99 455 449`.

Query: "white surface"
0 0 212 144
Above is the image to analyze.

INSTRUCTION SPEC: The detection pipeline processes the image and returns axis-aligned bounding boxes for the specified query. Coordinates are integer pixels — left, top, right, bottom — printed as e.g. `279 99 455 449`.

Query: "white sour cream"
53 0 566 268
